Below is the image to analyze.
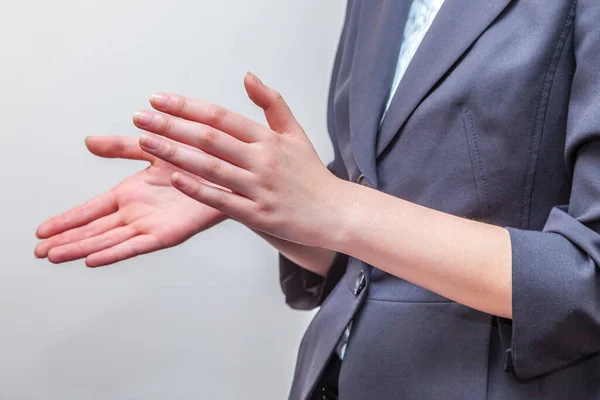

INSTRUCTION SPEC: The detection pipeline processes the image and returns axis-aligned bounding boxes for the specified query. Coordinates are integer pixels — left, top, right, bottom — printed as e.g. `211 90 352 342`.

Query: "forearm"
329 181 512 318
133 80 508 317
253 229 337 278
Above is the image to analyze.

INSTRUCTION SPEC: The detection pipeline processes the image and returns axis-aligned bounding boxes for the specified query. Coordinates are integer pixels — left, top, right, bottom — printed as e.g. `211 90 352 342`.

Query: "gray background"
0 0 345 398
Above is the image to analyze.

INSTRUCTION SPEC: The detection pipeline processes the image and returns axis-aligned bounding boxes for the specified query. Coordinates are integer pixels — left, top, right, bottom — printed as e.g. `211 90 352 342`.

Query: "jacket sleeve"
498 1 600 380
279 161 349 310
279 2 352 311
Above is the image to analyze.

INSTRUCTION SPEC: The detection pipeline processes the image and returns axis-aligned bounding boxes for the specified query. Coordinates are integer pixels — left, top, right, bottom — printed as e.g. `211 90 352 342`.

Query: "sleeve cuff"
503 222 600 380
279 251 348 310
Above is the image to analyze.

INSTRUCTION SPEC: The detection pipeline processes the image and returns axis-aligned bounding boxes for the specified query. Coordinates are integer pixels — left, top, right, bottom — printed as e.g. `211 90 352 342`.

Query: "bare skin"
36 73 512 318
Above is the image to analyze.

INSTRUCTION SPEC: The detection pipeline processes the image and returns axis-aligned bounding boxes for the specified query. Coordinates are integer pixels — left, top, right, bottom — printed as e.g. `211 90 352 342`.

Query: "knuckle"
205 159 221 178
261 153 280 173
215 192 228 209
266 156 279 170
197 129 219 147
177 175 190 190
265 180 276 193
272 90 284 102
256 198 276 215
165 143 178 159
81 227 93 240
77 238 89 252
257 174 275 192
206 105 228 124
57 231 68 246
79 202 92 222
162 115 174 135
116 137 127 158
172 96 188 114
180 97 190 114
255 206 284 232
194 183 204 198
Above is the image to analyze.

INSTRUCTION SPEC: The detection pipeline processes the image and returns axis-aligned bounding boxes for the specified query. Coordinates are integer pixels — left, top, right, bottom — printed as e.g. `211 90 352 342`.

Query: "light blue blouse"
381 0 446 122
337 0 446 361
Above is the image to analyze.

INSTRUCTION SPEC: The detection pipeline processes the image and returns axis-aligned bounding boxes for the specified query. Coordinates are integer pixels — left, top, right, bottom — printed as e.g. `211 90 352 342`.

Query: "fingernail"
150 93 170 107
139 134 160 150
133 111 153 127
171 172 182 185
35 226 45 239
247 71 263 86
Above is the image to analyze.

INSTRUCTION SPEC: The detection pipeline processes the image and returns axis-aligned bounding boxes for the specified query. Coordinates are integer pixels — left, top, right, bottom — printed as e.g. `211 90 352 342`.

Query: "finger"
132 110 251 168
244 72 302 134
35 213 122 258
85 234 162 268
146 93 266 143
139 134 256 196
171 172 255 222
36 192 118 239
47 226 137 264
85 136 154 162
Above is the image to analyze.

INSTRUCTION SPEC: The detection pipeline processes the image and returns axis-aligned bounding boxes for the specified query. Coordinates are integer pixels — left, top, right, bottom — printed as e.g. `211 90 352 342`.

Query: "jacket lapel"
376 0 514 157
349 0 411 186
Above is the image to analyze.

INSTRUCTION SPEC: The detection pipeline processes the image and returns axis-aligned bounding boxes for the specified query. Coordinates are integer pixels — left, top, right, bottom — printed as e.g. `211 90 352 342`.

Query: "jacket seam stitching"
518 0 577 230
463 109 492 219
512 0 577 375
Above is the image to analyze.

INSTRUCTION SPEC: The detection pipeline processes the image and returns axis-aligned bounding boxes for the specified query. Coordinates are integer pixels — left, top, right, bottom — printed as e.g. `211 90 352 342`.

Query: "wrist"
320 179 364 255
191 209 229 234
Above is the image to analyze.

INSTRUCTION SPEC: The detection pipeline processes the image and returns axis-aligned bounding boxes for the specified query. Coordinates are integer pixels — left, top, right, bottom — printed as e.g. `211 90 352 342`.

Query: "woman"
35 0 600 398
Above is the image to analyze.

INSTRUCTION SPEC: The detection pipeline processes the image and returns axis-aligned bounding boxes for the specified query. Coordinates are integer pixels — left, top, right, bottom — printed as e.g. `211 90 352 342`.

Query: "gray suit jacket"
280 0 600 399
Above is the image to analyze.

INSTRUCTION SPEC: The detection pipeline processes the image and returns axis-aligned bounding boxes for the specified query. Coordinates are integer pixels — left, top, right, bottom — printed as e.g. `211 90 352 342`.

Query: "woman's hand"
133 73 346 248
35 136 228 267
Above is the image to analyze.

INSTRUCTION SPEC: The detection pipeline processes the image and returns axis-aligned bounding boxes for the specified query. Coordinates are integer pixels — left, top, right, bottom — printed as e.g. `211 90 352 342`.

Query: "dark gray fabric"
279 250 349 311
280 0 600 398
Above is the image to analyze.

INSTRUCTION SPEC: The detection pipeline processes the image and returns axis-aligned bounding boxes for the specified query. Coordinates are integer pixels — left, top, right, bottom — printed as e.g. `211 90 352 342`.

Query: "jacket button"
356 173 371 188
353 270 366 296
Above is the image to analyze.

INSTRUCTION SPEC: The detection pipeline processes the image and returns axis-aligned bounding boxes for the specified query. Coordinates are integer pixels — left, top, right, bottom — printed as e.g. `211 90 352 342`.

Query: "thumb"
86 135 154 162
244 72 302 134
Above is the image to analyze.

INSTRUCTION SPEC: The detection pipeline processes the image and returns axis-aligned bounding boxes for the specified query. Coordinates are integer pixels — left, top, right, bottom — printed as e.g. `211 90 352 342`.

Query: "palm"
35 136 226 267
112 161 222 245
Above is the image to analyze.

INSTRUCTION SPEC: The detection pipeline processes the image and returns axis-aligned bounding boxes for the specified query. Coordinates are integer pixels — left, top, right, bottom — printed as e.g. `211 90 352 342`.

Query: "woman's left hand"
132 73 347 248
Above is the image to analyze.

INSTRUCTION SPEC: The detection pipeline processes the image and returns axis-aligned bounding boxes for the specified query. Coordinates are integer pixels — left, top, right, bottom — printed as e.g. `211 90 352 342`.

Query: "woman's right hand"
35 135 228 267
